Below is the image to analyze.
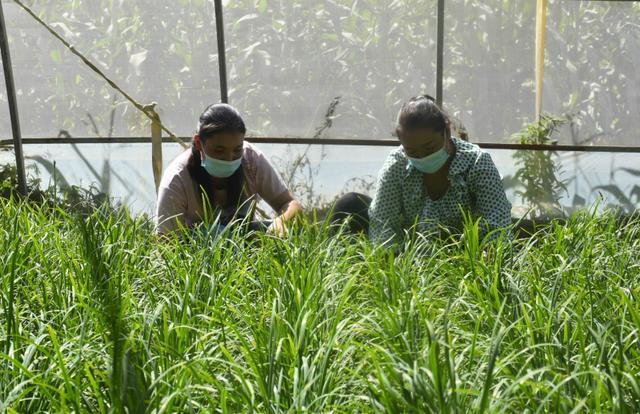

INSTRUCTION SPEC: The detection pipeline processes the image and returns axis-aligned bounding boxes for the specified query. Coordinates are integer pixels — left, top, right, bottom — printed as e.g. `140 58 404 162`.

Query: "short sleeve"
156 174 188 235
468 151 512 239
250 148 289 209
368 150 405 247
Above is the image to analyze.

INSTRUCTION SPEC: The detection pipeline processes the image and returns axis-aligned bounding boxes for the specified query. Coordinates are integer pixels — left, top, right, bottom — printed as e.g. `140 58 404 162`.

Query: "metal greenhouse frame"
1 0 639 196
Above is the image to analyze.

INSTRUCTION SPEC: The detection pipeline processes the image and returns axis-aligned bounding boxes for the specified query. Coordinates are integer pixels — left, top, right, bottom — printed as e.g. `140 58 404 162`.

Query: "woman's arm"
369 151 405 247
156 175 188 236
266 190 302 235
245 144 302 235
468 151 512 239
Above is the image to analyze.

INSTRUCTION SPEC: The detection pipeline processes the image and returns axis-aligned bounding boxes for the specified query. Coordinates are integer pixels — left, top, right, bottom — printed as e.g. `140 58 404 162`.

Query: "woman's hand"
266 191 302 236
266 216 288 236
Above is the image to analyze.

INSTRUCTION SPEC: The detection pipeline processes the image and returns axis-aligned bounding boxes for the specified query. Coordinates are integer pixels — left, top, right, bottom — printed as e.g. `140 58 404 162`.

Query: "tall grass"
0 196 639 412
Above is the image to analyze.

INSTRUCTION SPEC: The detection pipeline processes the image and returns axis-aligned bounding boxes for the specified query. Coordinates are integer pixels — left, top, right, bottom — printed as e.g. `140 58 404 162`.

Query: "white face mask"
407 146 449 173
201 152 242 178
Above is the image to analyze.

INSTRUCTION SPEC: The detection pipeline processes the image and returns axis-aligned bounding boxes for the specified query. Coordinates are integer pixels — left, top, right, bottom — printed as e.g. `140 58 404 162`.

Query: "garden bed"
1 197 639 412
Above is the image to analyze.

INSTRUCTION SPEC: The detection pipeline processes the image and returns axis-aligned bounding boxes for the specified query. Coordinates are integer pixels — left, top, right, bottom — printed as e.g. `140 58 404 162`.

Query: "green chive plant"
1 197 639 413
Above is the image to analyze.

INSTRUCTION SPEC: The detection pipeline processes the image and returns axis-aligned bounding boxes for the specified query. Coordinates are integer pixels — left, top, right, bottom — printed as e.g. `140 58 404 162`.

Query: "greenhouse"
1 0 639 412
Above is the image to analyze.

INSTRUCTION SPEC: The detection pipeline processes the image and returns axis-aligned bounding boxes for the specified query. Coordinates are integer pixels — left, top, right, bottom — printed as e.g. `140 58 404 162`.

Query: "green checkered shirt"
369 137 512 246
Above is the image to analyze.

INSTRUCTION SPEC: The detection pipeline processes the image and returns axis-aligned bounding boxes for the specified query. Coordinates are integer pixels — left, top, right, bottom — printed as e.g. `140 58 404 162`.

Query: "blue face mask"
201 153 242 178
408 146 449 174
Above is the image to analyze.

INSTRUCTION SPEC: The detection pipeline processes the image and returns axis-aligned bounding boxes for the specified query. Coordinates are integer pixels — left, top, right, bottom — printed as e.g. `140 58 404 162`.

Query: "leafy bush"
511 115 568 219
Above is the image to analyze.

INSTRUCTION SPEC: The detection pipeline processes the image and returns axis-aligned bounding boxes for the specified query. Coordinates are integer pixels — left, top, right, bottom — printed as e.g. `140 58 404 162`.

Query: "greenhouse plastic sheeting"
3 0 221 138
223 0 437 139
444 0 536 144
2 0 639 143
1 1 639 215
445 0 640 145
0 52 11 138
545 0 640 147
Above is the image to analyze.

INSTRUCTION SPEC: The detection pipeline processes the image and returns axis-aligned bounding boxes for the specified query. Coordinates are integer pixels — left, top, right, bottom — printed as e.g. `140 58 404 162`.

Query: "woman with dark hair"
156 103 301 236
367 95 512 246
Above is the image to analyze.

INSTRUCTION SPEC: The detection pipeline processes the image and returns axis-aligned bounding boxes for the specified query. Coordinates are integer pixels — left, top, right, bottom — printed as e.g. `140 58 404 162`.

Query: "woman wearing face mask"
368 95 511 246
155 103 301 236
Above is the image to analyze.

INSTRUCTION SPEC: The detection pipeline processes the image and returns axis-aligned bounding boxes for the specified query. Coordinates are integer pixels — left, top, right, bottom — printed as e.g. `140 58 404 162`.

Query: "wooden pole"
535 0 548 121
144 104 163 193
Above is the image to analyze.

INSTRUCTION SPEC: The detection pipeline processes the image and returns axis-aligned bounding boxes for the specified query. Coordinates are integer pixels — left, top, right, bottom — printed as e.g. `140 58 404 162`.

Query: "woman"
368 95 511 246
156 103 301 236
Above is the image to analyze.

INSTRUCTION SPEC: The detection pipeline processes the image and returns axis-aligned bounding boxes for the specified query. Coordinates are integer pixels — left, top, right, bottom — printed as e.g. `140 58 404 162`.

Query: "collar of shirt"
403 137 478 181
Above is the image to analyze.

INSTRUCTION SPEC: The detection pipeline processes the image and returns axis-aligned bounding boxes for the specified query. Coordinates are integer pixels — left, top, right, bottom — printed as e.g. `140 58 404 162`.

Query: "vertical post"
535 0 548 121
0 0 27 195
144 103 163 194
435 0 445 107
214 0 228 104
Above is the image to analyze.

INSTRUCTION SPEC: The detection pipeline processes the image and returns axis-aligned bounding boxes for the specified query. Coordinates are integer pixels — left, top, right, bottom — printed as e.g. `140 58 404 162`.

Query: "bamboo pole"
535 0 548 121
144 104 163 193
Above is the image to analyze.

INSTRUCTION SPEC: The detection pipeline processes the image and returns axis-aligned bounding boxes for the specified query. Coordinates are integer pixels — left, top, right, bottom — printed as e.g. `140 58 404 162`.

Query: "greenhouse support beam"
0 1 27 195
436 0 444 106
4 137 640 153
214 0 228 103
